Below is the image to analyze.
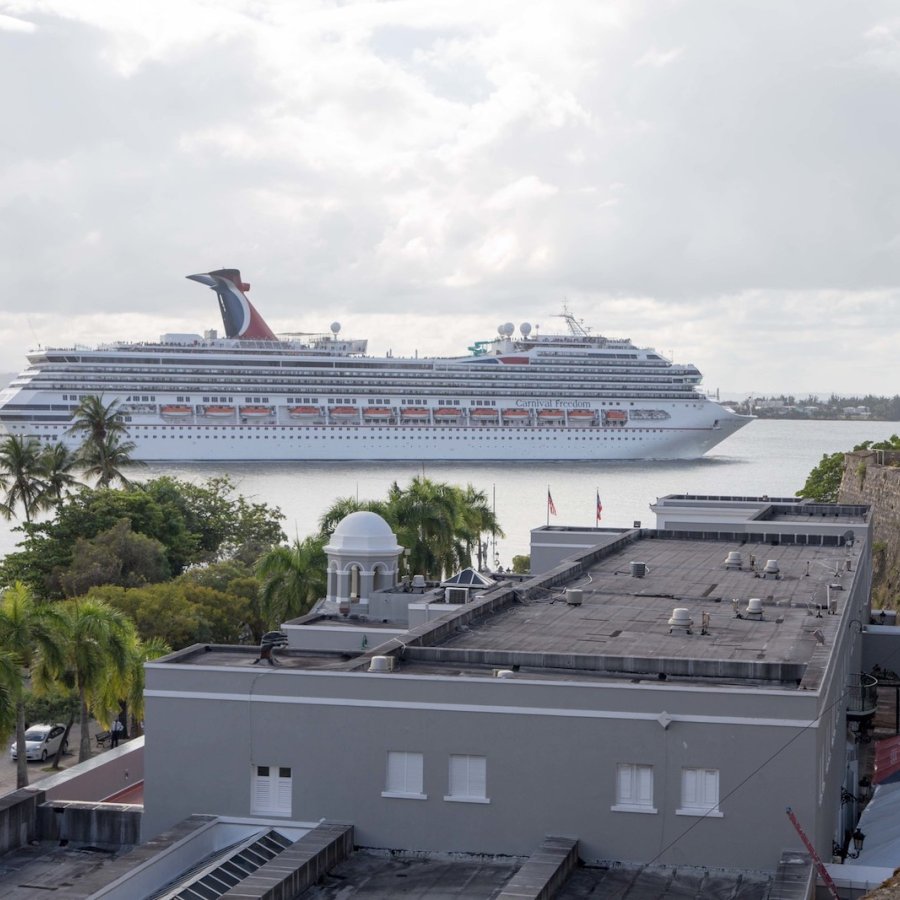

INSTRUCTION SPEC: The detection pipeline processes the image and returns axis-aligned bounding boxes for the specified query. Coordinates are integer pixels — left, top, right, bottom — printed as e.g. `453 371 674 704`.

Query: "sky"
0 0 898 397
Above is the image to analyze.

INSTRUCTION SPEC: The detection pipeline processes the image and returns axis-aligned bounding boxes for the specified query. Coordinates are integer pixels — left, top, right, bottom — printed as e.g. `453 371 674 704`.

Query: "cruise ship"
0 269 751 461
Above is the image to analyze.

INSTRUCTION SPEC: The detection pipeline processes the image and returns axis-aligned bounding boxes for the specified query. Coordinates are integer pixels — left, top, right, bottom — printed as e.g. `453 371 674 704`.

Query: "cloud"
0 13 35 33
0 1 898 396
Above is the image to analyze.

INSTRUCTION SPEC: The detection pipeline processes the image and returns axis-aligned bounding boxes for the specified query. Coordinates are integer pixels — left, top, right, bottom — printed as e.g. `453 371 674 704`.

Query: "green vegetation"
795 435 900 502
511 555 530 574
740 394 900 420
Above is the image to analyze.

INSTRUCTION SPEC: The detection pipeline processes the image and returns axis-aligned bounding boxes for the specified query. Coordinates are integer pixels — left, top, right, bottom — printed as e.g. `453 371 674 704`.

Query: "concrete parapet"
0 787 45 854
496 835 579 900
37 799 142 848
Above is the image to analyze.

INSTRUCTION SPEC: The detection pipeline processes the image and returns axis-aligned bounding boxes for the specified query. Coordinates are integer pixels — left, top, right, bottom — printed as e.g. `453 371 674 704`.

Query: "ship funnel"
187 269 277 342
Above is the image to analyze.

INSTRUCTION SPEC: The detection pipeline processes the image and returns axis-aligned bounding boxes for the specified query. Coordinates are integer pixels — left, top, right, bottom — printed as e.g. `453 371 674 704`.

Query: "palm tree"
256 536 327 630
67 395 128 446
0 583 64 787
0 435 47 523
40 441 79 504
455 484 504 571
78 433 142 488
68 394 141 488
317 496 390 537
38 598 134 762
0 650 19 753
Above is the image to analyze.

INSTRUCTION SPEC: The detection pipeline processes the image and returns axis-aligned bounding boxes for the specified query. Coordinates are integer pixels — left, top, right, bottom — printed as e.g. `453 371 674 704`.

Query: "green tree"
35 598 134 762
68 395 141 488
92 580 253 649
256 536 327 630
40 441 79 504
78 433 141 488
796 451 845 502
0 583 64 786
0 435 48 523
58 519 170 597
0 651 19 753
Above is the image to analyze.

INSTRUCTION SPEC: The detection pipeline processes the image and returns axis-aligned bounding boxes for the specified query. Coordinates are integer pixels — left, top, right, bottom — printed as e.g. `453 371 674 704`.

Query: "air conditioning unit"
446 587 469 604
565 588 583 606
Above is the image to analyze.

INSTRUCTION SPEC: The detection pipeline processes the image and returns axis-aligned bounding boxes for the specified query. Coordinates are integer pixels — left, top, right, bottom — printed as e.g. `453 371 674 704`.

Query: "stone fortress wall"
840 449 900 606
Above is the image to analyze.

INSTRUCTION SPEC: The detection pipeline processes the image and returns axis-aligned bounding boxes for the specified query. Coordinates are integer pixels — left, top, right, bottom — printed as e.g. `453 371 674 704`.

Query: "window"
612 764 656 813
678 768 721 817
445 755 488 803
382 752 426 800
251 765 292 816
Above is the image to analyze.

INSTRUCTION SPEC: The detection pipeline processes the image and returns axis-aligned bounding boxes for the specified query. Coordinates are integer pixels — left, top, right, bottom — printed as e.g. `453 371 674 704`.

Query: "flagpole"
547 484 550 527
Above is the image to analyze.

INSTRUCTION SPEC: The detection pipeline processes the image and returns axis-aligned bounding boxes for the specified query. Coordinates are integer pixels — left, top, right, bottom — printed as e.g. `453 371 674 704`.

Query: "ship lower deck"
1 419 746 461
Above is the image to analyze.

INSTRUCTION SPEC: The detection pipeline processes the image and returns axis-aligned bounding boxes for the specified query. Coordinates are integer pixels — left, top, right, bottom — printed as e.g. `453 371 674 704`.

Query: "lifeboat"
204 405 235 417
567 409 596 422
363 407 393 420
604 409 628 422
537 409 564 422
501 409 530 420
288 406 320 418
240 406 274 417
401 407 430 419
470 407 499 419
433 408 461 420
160 405 193 417
329 406 358 420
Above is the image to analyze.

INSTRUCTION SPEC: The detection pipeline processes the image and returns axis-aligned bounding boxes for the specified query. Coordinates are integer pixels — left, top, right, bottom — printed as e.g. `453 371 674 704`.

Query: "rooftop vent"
725 551 743 570
668 608 693 634
566 588 584 606
368 655 395 673
746 598 764 620
411 574 426 591
762 560 780 579
630 561 648 578
493 669 515 679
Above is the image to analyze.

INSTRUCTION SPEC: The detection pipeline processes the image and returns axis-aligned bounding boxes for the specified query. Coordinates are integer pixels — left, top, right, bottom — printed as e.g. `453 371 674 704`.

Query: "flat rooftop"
411 536 858 687
160 527 862 692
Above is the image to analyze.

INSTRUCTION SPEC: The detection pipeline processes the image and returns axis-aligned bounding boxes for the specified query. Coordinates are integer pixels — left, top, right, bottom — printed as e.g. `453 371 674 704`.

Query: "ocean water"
1 419 897 566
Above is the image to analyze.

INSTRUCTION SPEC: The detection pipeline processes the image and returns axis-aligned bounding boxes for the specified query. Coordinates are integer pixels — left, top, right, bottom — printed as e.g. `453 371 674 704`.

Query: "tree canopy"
0 476 285 598
795 435 900 502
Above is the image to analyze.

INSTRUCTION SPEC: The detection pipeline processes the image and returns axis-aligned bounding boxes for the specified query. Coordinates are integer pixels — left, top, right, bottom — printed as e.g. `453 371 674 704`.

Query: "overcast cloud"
1 0 898 395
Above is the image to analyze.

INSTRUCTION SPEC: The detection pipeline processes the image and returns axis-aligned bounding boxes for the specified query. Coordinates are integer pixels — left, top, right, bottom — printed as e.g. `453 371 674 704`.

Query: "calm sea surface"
2 419 897 566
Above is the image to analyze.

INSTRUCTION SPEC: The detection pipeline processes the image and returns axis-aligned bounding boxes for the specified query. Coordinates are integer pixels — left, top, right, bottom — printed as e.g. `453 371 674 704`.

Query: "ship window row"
37 373 703 394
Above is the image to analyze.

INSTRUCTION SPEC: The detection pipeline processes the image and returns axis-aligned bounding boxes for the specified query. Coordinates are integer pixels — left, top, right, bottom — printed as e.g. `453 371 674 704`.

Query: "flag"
596 491 603 524
547 489 557 516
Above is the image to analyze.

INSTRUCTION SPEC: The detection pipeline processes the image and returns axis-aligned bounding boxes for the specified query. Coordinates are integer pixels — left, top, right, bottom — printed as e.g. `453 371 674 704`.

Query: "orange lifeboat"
537 409 564 422
604 409 628 421
160 405 193 417
240 406 274 417
204 405 235 417
401 407 430 418
470 407 499 419
567 409 596 423
501 408 529 419
363 407 393 420
329 406 358 420
433 408 461 420
289 406 320 418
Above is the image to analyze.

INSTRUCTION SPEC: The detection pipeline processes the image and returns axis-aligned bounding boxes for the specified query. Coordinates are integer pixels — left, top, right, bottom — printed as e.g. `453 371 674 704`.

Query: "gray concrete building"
143 495 873 874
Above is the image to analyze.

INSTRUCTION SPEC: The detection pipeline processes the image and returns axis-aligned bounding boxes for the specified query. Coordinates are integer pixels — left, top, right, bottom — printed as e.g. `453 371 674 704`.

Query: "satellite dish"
330 322 341 335
520 322 532 337
503 322 515 336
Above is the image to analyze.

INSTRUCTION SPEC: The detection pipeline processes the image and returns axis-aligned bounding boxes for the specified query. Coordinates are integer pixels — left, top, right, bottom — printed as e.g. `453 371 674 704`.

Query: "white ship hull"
2 410 747 462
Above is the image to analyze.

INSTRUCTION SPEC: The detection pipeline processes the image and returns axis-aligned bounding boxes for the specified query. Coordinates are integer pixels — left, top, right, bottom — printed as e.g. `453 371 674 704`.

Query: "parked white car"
9 724 67 762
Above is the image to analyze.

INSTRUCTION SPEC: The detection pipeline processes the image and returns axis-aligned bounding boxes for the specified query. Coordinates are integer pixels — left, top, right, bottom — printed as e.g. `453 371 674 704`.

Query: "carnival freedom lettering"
515 399 591 409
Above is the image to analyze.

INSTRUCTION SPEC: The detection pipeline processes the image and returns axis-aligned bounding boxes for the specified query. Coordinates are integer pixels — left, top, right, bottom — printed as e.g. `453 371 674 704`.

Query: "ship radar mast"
555 305 591 338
